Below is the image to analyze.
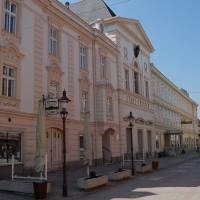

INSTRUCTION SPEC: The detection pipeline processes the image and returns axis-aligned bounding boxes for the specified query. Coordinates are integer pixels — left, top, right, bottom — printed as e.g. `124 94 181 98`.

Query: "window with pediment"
1 65 16 97
4 0 17 34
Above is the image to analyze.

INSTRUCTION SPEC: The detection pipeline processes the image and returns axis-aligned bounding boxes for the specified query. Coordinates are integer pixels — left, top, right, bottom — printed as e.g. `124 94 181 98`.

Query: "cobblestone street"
0 153 200 200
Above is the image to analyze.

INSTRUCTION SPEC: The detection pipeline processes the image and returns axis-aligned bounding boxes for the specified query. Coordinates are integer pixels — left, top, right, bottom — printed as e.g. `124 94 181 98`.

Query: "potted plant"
33 180 47 199
77 170 108 190
108 168 131 181
137 162 152 173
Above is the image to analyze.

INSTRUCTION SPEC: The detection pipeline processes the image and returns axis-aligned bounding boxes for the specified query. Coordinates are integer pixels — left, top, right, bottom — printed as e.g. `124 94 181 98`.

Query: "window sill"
0 162 22 167
48 54 60 65
0 96 20 109
1 31 20 46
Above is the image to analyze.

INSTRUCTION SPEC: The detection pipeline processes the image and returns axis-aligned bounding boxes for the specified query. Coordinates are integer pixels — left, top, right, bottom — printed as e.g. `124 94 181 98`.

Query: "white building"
151 64 198 152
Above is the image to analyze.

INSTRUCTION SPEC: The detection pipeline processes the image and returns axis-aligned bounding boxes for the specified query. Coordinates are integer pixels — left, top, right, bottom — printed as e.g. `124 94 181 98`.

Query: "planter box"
136 163 152 173
109 170 131 181
0 180 51 194
77 175 108 190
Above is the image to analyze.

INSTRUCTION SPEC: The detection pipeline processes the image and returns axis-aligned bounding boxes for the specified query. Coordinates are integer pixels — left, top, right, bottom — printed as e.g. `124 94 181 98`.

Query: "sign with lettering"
45 98 59 111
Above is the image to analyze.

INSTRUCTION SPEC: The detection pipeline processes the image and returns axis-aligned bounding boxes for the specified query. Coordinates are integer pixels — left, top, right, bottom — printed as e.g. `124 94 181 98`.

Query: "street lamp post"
59 90 71 197
123 112 135 176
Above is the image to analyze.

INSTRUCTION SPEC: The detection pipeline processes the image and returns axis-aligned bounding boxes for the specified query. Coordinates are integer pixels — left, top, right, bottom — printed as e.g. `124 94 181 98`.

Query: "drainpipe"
92 29 97 166
116 42 123 162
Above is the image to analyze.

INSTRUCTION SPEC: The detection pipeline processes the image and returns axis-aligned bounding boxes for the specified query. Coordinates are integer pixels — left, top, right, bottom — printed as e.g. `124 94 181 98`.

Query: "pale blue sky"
60 0 200 115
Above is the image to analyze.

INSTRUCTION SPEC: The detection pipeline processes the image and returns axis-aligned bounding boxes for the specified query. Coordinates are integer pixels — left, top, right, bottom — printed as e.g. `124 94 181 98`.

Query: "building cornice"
151 63 198 106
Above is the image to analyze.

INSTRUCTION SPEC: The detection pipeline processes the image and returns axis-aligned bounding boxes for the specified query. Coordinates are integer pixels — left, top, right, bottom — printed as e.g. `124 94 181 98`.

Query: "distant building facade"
0 0 198 172
151 64 198 152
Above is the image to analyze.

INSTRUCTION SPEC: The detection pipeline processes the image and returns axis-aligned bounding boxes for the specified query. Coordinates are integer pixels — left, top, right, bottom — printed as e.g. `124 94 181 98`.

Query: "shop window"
79 135 84 160
0 132 22 164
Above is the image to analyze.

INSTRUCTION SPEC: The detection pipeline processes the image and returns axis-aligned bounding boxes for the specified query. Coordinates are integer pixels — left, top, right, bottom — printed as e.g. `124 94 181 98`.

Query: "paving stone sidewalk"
0 151 199 200
48 151 200 199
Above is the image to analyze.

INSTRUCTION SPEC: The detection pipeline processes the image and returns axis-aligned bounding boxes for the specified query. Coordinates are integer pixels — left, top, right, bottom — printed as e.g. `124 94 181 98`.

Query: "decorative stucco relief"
33 15 44 111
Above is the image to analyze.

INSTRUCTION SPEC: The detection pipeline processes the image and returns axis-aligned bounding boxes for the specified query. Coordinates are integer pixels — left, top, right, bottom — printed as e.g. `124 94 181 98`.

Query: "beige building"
0 0 198 174
151 64 198 152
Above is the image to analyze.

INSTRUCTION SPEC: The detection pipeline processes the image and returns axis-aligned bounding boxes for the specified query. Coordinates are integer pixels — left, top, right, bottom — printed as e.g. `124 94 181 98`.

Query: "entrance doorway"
102 129 113 164
47 128 62 170
137 130 144 158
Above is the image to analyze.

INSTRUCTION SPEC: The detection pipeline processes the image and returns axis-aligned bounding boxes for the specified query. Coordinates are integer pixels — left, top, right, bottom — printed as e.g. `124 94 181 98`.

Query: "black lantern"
123 112 135 175
59 89 71 197
59 90 71 121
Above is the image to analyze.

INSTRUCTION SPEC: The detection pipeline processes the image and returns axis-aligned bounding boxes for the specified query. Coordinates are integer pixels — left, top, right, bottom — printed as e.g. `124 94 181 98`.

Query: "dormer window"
4 0 17 34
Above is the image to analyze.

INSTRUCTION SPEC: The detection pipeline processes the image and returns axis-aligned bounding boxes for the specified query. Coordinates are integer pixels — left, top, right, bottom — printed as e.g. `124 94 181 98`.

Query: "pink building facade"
0 0 198 172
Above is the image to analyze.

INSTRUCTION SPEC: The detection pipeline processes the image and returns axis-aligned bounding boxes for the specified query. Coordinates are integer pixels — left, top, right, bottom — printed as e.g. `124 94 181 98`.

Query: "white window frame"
80 44 88 70
106 96 113 118
145 80 149 99
4 0 17 34
2 65 16 97
50 26 58 56
125 69 130 90
100 55 107 80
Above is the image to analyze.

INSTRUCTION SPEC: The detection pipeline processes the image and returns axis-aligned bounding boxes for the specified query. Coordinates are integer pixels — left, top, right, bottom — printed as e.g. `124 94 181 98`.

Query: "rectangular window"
0 132 22 164
145 81 149 99
4 0 17 34
2 66 16 97
106 96 113 118
124 47 128 60
100 55 107 80
125 69 130 90
80 44 88 70
79 135 84 160
50 27 58 56
81 91 89 113
134 71 139 94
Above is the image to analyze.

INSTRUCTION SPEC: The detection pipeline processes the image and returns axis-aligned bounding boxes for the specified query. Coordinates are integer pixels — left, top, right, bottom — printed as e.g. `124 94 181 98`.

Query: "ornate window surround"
48 17 63 62
0 38 23 109
1 0 23 42
46 63 63 98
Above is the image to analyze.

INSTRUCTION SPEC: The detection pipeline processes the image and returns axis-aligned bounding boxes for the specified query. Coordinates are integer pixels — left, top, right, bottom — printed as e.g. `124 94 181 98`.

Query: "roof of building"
70 0 116 24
